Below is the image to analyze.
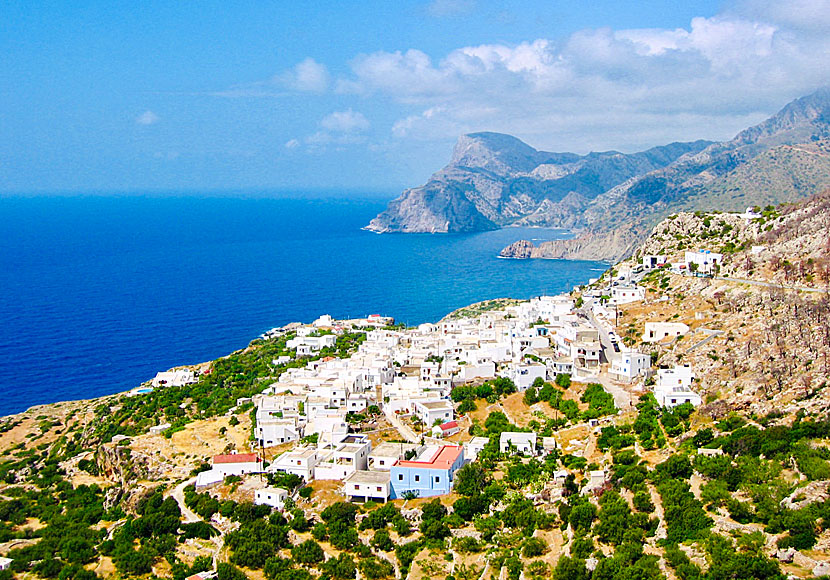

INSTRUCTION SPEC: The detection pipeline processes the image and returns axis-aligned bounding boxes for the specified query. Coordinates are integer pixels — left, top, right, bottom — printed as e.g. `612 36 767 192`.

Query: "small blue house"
389 445 465 499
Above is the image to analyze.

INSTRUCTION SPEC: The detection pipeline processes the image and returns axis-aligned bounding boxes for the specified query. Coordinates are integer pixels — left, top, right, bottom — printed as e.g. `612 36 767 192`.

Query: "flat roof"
395 445 462 469
370 442 417 456
419 401 452 409
344 470 391 484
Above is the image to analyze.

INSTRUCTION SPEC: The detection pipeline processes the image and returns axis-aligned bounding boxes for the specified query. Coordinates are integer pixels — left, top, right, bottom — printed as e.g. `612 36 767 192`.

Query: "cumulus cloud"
320 109 370 133
338 9 830 152
136 110 160 125
283 57 330 92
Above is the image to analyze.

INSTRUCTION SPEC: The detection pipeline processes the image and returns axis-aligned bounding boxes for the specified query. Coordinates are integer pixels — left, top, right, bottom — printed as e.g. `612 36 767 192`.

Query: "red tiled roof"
440 421 458 431
396 445 462 469
213 453 260 464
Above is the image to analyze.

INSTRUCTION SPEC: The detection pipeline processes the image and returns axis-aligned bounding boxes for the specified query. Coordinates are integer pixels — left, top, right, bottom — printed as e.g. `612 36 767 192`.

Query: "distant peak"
450 132 541 175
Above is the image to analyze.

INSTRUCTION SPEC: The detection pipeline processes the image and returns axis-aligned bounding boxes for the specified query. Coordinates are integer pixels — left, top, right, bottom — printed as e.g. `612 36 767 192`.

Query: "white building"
414 399 454 427
654 364 701 407
369 442 418 470
642 322 689 343
254 487 289 509
151 369 197 388
642 255 666 269
506 363 547 391
314 435 372 480
0 557 13 571
499 432 537 455
610 352 651 382
685 249 723 274
269 448 319 481
195 469 224 490
343 470 391 502
611 285 645 305
212 453 263 477
458 361 496 382
463 437 490 462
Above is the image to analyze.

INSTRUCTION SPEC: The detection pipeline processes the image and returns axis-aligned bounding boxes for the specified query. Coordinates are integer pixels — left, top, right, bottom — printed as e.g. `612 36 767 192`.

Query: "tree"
371 529 394 552
552 556 589 580
291 540 325 565
321 553 356 579
453 495 488 521
454 463 487 496
522 537 547 557
524 387 539 406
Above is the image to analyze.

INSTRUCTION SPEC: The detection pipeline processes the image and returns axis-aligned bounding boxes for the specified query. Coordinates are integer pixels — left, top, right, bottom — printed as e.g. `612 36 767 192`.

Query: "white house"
654 364 701 407
507 363 547 391
642 322 689 343
0 558 13 571
369 442 418 470
431 420 460 438
611 285 645 305
458 361 496 382
212 453 263 477
151 369 197 388
256 417 300 448
685 249 723 274
149 423 171 435
254 487 289 509
269 448 319 481
499 432 537 455
642 255 666 269
343 470 391 502
414 400 454 427
463 437 490 462
314 435 372 480
610 352 651 382
195 469 224 490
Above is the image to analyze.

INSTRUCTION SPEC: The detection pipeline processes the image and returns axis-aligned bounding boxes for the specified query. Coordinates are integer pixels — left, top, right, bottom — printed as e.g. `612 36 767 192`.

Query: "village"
140 248 719 518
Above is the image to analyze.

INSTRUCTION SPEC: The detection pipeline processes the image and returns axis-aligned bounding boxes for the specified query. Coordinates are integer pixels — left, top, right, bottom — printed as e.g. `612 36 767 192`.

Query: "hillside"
2 194 830 580
370 88 830 261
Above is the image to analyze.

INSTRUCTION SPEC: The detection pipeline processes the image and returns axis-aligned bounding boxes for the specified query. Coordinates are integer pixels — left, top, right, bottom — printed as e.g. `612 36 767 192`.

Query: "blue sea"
0 195 607 416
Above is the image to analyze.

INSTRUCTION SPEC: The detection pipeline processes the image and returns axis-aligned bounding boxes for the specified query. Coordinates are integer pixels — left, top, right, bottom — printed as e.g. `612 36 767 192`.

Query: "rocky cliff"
370 88 830 261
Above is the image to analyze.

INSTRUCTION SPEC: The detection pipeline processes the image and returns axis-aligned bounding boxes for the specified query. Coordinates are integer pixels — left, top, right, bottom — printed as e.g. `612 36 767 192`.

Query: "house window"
398 474 403 481
376 486 382 492
414 475 420 482
435 476 440 483
379 460 385 465
355 484 359 490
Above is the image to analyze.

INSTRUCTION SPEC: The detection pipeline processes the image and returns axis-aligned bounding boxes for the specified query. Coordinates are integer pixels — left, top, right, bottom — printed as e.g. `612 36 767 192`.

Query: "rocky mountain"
366 133 712 233
369 88 830 261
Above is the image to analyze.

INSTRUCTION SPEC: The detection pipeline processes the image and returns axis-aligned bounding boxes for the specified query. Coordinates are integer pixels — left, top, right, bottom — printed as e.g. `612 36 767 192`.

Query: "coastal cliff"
500 228 642 263
372 88 830 261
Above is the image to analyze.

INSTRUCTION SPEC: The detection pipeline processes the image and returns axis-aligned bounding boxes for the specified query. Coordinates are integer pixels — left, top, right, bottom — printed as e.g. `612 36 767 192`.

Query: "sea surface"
0 195 607 416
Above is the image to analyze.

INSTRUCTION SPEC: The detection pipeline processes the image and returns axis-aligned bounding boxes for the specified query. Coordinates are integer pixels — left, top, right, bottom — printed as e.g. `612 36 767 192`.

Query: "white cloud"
284 139 300 149
136 110 160 125
285 57 330 93
320 109 370 133
337 9 830 152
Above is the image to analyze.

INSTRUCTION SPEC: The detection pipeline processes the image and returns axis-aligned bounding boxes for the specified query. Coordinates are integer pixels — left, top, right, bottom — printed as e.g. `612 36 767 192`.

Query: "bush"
522 537 547 557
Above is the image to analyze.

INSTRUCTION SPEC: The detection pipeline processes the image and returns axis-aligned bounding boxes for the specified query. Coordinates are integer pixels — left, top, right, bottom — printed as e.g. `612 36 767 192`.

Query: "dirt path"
169 478 201 524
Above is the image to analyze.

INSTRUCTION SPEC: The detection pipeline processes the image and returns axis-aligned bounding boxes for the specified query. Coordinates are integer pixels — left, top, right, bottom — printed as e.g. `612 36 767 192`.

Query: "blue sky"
1 0 829 194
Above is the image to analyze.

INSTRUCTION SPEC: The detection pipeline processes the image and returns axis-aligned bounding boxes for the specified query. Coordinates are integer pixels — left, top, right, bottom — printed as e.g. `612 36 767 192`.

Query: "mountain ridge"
368 88 830 259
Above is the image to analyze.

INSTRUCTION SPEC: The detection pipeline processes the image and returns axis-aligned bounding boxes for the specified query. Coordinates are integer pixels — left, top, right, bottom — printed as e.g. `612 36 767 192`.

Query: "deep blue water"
0 195 607 416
